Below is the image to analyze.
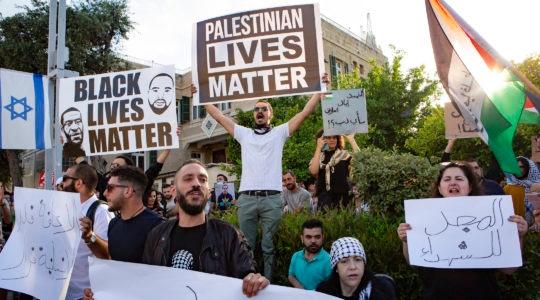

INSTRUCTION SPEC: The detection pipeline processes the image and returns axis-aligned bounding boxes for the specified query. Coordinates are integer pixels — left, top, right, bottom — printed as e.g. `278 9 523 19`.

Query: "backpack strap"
86 200 108 229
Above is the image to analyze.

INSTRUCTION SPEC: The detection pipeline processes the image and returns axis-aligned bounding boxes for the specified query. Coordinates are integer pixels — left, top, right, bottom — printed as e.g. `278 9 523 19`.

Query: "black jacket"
142 218 256 279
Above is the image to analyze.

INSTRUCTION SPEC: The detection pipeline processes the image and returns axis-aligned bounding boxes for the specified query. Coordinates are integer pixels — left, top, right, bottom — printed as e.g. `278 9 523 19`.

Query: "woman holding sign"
310 129 359 210
397 162 528 299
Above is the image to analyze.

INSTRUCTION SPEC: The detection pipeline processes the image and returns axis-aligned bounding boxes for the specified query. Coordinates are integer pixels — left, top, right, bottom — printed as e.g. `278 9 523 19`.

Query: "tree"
0 0 133 187
334 47 441 152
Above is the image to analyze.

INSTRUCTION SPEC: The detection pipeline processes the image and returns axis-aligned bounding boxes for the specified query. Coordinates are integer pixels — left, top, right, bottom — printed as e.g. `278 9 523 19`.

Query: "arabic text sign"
0 187 81 300
192 4 325 105
321 89 368 136
444 102 480 139
404 195 522 269
89 257 339 300
58 66 179 157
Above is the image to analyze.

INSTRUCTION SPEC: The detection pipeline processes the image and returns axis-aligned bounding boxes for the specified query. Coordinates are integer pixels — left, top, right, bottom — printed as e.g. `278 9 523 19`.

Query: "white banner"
404 195 522 268
89 257 339 299
0 187 81 300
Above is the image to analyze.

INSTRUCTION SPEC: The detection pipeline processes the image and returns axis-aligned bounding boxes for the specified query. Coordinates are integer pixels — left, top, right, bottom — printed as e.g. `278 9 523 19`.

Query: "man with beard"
147 73 174 115
63 163 115 300
61 107 86 158
203 73 329 281
140 159 269 297
288 219 332 290
282 170 312 213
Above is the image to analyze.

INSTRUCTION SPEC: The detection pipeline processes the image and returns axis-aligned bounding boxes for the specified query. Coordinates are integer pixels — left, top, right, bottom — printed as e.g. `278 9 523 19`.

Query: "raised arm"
344 133 360 153
310 135 325 177
397 223 411 264
288 73 329 136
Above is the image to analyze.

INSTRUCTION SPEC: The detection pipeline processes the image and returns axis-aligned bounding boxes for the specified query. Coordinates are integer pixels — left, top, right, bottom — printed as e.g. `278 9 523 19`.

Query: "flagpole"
508 65 540 97
46 0 78 189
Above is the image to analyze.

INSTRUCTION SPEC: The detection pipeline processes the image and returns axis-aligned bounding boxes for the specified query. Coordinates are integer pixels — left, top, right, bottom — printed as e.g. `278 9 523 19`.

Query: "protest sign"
444 102 480 139
321 89 368 135
89 257 339 299
58 66 179 157
404 195 522 269
0 187 81 300
192 4 325 104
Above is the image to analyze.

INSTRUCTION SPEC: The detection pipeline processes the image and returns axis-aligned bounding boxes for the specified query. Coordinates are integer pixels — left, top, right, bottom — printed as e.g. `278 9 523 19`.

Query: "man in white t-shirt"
63 163 115 300
204 73 328 281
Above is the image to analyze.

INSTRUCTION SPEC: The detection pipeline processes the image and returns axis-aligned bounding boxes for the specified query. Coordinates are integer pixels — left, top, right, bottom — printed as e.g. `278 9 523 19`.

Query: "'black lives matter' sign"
58 66 178 157
192 4 325 105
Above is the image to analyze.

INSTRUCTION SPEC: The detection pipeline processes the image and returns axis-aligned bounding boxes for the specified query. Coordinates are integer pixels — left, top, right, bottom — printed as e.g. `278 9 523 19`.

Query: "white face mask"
216 181 224 186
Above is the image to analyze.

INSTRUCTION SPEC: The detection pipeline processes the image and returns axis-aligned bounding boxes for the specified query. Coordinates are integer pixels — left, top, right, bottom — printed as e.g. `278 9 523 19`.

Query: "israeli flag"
0 68 51 149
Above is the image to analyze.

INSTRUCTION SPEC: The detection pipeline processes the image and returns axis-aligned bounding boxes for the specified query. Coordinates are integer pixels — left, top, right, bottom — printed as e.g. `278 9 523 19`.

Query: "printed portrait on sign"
60 107 86 158
147 73 175 115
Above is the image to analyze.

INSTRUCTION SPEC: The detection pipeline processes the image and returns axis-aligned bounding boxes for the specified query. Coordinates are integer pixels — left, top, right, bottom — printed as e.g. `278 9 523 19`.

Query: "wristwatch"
85 233 97 245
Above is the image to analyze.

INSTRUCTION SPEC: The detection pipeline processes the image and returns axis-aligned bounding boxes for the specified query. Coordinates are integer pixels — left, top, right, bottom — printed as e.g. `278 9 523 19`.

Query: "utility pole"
45 0 78 189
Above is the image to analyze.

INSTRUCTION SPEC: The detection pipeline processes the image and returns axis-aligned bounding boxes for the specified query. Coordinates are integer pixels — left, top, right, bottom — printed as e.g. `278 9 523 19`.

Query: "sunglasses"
253 106 268 112
106 183 130 193
62 175 79 182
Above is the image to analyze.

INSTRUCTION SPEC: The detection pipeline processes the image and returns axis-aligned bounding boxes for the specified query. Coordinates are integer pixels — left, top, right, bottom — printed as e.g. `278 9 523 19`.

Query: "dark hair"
315 129 344 150
430 162 483 197
146 188 160 209
175 159 206 182
302 219 323 233
71 163 98 191
162 183 171 190
110 165 148 197
61 107 81 125
464 158 479 166
149 73 174 89
114 155 134 166
517 156 530 179
283 170 295 177
217 174 228 182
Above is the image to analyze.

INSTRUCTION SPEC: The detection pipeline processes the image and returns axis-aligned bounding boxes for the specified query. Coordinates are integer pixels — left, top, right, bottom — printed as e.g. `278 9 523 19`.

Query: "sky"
1 0 539 76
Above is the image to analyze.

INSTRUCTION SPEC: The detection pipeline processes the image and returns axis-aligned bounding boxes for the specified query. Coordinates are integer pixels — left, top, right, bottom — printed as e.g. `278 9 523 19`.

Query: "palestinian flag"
425 0 540 175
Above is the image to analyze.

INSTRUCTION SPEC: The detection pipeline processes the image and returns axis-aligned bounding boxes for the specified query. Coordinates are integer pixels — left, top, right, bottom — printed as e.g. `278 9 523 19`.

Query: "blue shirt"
288 248 332 290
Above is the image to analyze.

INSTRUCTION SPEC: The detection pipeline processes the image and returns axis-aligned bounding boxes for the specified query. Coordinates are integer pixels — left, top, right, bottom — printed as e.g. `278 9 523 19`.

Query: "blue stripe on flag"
33 74 45 149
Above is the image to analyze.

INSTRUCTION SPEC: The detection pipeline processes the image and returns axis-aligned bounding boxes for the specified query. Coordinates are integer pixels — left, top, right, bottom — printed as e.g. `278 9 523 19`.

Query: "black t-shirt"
422 267 500 300
108 208 164 263
169 223 206 271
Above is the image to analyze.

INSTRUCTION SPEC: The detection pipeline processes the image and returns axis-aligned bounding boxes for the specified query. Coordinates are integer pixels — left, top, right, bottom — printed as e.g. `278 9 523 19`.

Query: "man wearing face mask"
203 73 329 281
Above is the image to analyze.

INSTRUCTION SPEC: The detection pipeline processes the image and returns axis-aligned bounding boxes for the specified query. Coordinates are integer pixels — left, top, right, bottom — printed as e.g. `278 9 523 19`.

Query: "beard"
177 187 207 216
62 181 76 193
149 100 170 115
304 242 322 254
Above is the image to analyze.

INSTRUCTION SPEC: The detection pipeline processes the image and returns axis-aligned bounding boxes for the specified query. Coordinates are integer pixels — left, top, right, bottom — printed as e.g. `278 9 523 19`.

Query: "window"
335 61 342 75
212 149 227 163
220 102 231 111
178 96 190 124
191 153 201 159
192 105 206 121
359 64 365 75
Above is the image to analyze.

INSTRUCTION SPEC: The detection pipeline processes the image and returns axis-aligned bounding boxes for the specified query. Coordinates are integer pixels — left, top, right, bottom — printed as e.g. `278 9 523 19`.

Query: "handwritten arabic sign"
58 66 179 157
192 4 325 105
321 89 368 135
404 195 522 269
444 102 479 139
0 187 81 300
89 257 339 299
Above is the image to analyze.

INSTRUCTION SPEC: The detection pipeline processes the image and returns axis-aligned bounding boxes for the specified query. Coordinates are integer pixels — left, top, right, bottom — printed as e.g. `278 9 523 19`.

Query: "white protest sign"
201 113 217 138
58 65 179 157
404 195 522 268
321 89 368 135
89 257 339 300
0 187 81 300
192 4 326 105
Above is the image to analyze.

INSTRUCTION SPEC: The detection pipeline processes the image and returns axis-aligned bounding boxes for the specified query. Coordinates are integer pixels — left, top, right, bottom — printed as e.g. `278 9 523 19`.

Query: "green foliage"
333 47 441 152
0 0 133 75
351 147 438 222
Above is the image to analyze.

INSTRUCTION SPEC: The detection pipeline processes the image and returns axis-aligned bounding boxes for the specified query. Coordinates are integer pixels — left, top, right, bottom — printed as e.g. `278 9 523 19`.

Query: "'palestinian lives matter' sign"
192 4 325 105
58 66 179 157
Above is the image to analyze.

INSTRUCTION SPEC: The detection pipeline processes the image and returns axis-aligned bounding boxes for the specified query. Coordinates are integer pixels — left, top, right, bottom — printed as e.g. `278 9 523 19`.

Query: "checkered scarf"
330 237 366 268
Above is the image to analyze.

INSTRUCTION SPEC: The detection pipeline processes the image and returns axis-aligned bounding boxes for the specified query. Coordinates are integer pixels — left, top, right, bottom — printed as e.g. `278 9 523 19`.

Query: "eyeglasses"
253 106 268 112
106 183 130 193
62 175 79 182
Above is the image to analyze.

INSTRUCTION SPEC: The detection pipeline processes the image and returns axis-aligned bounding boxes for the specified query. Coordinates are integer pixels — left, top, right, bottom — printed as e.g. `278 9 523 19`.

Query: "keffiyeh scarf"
319 149 351 191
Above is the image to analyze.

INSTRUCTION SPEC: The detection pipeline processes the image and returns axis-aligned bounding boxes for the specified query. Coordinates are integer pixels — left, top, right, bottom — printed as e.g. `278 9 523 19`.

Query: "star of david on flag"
0 68 51 149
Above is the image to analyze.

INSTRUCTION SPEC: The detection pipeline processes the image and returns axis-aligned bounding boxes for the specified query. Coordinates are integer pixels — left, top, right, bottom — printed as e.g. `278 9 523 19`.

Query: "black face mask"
253 124 272 135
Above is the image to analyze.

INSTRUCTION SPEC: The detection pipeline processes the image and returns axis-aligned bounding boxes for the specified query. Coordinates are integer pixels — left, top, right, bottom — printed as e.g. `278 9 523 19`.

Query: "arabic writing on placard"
404 195 522 269
0 187 81 300
444 102 480 139
321 89 368 136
